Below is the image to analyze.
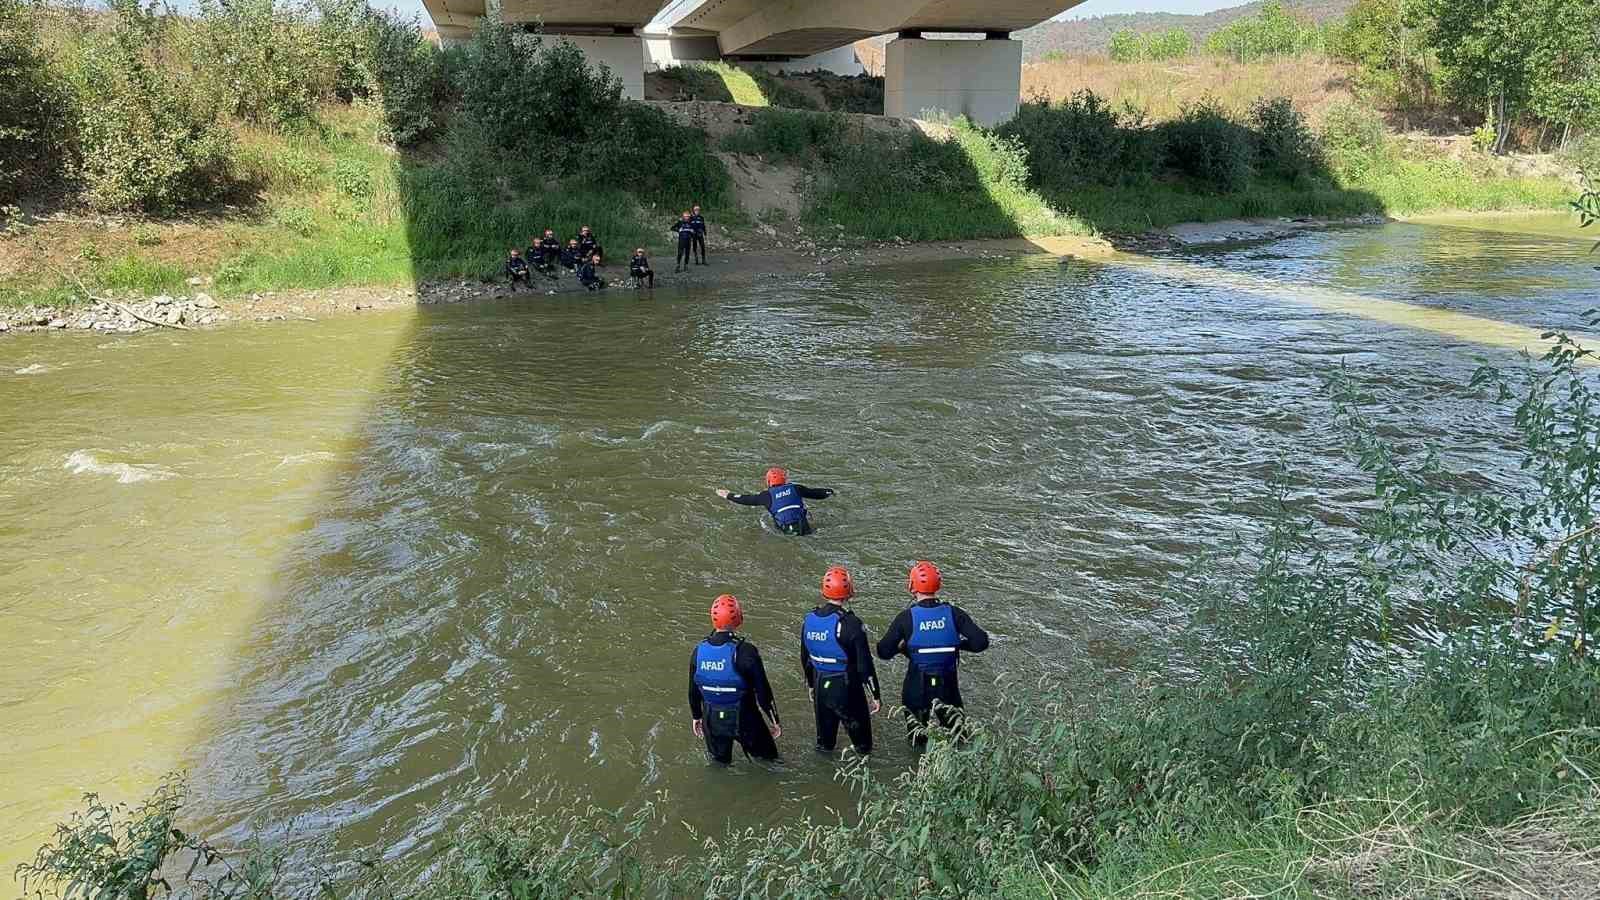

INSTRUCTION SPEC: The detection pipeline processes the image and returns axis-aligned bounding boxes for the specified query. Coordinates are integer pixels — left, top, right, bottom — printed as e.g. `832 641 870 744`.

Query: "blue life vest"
803 610 848 675
768 483 805 527
906 603 959 672
694 639 745 707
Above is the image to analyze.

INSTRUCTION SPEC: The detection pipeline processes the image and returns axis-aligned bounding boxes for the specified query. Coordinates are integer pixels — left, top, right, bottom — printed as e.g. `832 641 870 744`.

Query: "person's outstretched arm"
876 610 911 661
954 606 990 653
716 488 769 507
796 484 835 500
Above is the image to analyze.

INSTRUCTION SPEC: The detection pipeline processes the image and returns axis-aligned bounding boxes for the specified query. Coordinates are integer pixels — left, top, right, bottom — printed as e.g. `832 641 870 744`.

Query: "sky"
384 0 1247 26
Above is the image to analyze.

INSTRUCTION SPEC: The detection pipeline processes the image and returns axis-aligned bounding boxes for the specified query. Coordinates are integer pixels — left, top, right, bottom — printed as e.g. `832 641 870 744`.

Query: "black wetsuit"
505 255 530 288
559 246 580 272
629 254 654 288
537 237 561 274
578 234 600 261
800 604 880 755
689 212 707 264
673 219 694 269
688 632 781 765
578 260 605 291
876 598 990 747
724 484 834 535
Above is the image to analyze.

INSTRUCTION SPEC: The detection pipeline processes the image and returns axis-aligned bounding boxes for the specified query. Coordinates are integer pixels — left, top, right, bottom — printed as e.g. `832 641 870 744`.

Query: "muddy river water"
1 214 1595 876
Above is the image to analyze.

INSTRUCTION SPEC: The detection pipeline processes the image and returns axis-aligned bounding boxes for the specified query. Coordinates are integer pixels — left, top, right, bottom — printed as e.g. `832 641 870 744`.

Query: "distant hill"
1017 0 1355 60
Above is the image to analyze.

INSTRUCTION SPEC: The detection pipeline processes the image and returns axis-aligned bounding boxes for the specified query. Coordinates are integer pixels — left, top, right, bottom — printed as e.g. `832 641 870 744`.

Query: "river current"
1 214 1595 874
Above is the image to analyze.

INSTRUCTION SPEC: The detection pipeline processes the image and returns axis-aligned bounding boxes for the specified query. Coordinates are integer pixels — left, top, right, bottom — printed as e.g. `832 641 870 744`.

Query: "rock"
187 276 204 286
194 293 217 309
165 308 183 325
49 318 67 329
153 295 173 306
0 321 9 332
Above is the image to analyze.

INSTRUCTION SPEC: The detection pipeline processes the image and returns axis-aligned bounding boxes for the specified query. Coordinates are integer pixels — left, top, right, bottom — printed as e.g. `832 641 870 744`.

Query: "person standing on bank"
715 467 835 536
801 566 881 756
689 204 708 265
689 593 782 766
672 211 695 273
876 561 989 748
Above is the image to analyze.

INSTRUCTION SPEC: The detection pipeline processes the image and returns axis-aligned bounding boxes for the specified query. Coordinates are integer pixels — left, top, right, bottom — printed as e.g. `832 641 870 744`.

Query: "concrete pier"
883 35 1021 125
553 35 647 99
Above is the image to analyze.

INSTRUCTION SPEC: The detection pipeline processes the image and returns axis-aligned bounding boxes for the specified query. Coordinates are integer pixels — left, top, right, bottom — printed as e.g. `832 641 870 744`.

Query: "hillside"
1017 0 1354 59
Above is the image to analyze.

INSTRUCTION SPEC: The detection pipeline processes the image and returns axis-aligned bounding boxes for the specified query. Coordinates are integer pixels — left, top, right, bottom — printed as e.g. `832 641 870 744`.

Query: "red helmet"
710 594 744 630
821 566 854 601
765 467 788 487
907 561 942 595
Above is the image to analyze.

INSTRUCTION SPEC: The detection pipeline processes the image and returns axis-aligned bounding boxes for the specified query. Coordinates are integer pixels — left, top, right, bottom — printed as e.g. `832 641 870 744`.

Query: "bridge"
420 0 1089 124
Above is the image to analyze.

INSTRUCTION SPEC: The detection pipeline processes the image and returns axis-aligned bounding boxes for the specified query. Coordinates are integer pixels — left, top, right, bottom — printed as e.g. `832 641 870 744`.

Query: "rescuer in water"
689 594 782 765
876 561 990 748
801 566 881 756
715 467 835 535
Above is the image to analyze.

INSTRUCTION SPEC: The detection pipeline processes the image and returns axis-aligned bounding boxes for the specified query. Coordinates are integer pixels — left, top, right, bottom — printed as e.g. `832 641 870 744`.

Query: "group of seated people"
504 207 708 294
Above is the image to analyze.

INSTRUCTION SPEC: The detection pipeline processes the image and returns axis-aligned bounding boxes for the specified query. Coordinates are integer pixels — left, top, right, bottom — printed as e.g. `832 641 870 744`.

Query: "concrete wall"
883 36 1020 126
551 35 647 99
642 33 723 71
752 45 866 76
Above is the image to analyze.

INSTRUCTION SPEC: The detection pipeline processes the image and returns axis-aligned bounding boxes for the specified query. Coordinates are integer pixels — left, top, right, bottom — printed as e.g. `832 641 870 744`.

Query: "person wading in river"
690 594 782 765
876 561 989 748
801 566 880 756
715 467 835 536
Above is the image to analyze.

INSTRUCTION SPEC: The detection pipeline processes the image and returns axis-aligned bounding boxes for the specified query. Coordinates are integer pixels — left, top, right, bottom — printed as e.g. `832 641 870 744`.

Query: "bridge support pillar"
883 36 1021 126
551 34 646 100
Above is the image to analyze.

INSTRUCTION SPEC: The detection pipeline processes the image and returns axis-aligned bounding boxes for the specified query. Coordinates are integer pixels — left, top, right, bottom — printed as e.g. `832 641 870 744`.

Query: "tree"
1146 28 1192 61
1108 28 1142 62
0 0 71 201
1329 0 1436 112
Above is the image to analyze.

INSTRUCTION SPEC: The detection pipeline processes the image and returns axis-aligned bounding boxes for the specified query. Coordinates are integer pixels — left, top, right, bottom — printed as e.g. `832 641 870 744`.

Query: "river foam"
63 450 176 484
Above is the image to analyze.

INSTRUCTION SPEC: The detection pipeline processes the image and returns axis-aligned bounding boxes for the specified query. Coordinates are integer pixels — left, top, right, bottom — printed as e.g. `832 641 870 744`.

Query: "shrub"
1249 96 1322 180
69 0 235 213
186 0 329 131
455 22 621 160
1205 0 1322 63
719 107 845 161
1146 27 1192 61
0 0 72 202
1157 98 1253 191
1321 99 1389 180
998 91 1161 188
589 102 731 209
1108 29 1142 62
367 11 444 147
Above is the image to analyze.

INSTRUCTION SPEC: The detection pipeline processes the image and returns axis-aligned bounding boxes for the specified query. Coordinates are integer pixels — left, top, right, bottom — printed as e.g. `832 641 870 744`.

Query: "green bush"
1321 99 1390 180
1146 27 1193 60
589 102 731 209
720 107 846 161
366 10 444 147
455 22 621 159
186 0 328 131
69 0 235 213
1108 28 1141 62
1206 0 1323 63
0 0 71 203
1157 98 1254 191
1249 96 1323 180
998 91 1162 188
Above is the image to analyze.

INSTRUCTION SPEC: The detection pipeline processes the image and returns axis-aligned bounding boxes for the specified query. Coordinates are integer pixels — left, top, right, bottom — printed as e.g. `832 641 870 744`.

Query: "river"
1 214 1594 877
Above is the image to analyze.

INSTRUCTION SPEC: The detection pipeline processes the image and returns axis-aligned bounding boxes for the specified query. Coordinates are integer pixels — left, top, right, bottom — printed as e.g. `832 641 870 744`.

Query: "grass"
652 62 821 111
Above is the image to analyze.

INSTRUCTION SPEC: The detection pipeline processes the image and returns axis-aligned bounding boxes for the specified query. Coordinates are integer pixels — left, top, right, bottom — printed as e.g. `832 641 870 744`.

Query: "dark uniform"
876 598 989 746
629 253 654 288
672 218 695 270
578 232 600 262
801 604 880 755
688 211 707 264
537 235 561 274
559 245 581 272
505 254 530 289
689 632 781 765
578 259 605 291
724 483 834 535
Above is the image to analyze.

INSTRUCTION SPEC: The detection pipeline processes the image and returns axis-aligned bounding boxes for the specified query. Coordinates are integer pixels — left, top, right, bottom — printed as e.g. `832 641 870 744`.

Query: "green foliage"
719 107 845 161
1157 98 1254 191
187 0 327 131
365 11 444 147
1249 95 1322 180
1329 0 1437 109
999 91 1161 188
1320 99 1389 180
1109 27 1192 62
0 0 71 203
1205 0 1324 63
455 23 621 159
69 0 235 213
1108 28 1141 62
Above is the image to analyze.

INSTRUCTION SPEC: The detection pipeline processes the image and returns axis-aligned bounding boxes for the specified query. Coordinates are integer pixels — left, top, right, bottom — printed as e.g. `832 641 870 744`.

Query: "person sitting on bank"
628 249 654 288
560 238 582 272
714 467 835 536
672 211 695 273
537 229 561 274
689 204 708 265
689 594 782 766
505 248 531 290
578 225 601 263
578 252 607 291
